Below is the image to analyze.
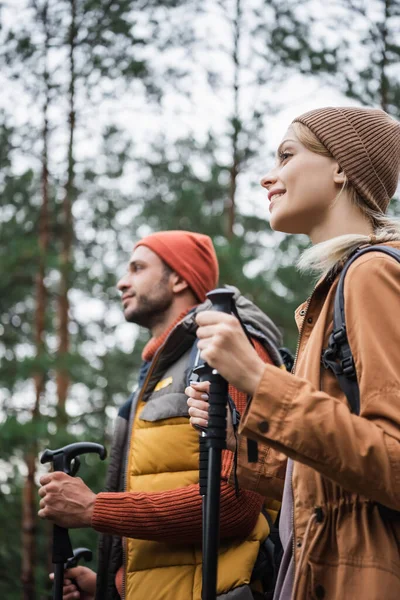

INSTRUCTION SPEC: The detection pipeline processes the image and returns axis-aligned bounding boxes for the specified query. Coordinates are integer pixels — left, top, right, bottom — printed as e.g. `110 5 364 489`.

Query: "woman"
186 107 400 600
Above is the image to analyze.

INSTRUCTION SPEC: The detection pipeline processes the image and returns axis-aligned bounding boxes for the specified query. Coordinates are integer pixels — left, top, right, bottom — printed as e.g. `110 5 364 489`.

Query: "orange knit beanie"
135 231 219 302
293 107 400 213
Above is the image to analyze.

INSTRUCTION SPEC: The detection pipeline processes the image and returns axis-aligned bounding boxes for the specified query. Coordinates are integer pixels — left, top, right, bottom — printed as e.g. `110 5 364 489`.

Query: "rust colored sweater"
92 316 273 595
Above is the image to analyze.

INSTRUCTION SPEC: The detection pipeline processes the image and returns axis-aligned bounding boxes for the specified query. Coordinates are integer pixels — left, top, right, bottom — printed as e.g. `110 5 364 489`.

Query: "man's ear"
170 272 190 294
333 163 346 185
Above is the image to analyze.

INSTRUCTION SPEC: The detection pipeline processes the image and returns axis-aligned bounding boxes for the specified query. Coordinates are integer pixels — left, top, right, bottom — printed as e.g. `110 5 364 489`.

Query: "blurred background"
0 0 399 597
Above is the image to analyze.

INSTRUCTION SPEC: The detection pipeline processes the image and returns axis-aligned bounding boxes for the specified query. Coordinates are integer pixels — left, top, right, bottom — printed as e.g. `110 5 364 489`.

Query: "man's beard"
124 290 173 330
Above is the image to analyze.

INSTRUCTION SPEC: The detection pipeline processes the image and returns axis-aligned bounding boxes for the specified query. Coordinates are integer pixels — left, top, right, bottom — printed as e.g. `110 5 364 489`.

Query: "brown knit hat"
135 230 219 302
292 107 400 213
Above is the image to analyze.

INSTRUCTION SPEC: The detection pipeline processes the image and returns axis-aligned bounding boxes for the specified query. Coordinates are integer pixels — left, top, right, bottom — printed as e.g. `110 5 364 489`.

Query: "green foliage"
0 0 399 597
134 133 314 349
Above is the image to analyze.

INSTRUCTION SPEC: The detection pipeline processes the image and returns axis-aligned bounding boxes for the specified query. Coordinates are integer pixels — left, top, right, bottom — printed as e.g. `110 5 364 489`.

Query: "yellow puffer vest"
124 346 269 600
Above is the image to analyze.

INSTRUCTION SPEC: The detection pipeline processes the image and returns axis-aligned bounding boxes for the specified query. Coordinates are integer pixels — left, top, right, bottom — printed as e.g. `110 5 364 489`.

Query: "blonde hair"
292 122 400 276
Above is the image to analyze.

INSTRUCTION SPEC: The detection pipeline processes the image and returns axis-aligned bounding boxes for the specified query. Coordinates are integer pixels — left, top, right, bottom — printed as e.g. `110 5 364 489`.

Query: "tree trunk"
21 4 51 597
21 453 38 600
56 0 77 424
227 0 241 239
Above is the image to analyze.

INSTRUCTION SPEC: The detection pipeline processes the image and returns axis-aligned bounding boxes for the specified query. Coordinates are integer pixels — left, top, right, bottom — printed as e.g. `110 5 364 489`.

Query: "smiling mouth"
269 192 286 210
270 192 285 202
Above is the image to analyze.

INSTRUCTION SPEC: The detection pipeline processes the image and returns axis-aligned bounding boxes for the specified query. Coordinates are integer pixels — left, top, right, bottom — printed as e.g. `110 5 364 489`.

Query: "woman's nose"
260 167 278 190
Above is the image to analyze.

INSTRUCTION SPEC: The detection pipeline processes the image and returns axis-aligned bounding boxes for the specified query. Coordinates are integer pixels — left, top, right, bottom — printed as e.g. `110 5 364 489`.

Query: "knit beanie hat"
292 107 400 213
135 231 219 302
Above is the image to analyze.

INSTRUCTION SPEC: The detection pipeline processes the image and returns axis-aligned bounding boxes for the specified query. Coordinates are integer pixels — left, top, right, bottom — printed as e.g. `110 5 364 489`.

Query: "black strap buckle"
341 355 356 378
332 326 346 344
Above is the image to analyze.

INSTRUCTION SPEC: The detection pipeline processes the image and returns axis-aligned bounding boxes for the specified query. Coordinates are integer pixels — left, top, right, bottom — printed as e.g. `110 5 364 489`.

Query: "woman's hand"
49 566 96 600
186 381 236 452
186 381 210 429
195 311 266 396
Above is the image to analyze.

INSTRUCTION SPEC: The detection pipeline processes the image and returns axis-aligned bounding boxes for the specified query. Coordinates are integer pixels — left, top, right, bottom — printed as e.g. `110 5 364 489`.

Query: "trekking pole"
40 442 107 600
65 547 93 595
194 288 234 600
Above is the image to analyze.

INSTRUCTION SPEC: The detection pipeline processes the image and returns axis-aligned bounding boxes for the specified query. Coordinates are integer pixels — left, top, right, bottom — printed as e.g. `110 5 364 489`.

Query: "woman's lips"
268 188 286 201
269 192 286 211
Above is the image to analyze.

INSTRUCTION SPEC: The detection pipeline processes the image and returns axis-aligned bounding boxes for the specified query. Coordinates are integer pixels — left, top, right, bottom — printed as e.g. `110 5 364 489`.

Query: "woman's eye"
279 151 292 163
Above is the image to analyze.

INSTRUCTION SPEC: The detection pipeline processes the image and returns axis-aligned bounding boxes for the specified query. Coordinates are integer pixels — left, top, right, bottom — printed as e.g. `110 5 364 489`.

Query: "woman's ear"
333 163 346 185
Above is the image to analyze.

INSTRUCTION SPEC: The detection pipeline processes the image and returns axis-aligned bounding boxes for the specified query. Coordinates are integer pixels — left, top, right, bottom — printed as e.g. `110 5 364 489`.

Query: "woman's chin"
269 209 290 233
270 211 307 235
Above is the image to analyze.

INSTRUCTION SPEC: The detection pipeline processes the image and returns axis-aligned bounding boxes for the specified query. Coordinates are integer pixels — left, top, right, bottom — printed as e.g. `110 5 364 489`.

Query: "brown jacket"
237 242 400 599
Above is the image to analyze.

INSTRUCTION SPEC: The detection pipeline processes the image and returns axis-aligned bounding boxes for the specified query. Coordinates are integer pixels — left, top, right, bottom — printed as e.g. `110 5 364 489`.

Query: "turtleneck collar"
141 307 196 363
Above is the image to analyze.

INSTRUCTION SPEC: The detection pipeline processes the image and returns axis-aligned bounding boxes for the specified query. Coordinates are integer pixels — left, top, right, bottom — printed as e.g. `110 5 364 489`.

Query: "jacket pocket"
307 558 400 600
139 392 189 421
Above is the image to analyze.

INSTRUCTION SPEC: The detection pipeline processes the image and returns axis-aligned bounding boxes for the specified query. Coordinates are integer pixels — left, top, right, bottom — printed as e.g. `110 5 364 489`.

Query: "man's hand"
38 472 96 528
49 566 96 600
196 311 266 396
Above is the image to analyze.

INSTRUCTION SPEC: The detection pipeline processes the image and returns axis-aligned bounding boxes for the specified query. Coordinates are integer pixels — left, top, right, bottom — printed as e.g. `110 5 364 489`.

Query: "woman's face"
261 126 341 236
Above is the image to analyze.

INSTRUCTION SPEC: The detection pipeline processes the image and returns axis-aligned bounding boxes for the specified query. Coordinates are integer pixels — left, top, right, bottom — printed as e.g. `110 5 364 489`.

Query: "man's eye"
131 265 142 273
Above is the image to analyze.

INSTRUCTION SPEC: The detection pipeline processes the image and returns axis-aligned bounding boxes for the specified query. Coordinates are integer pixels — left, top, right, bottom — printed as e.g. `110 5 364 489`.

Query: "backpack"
322 244 400 519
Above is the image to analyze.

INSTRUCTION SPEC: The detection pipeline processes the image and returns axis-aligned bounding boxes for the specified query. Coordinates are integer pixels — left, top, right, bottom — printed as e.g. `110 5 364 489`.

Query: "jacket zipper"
290 292 313 575
120 338 176 600
290 272 336 588
291 295 312 375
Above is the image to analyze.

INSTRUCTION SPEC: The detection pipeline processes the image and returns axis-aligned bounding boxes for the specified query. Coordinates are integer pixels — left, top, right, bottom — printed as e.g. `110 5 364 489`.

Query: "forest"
0 0 399 597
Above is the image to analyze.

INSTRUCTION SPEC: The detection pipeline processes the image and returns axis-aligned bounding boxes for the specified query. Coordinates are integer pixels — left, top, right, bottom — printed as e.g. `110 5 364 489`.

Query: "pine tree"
0 1 185 595
332 0 400 118
133 0 338 348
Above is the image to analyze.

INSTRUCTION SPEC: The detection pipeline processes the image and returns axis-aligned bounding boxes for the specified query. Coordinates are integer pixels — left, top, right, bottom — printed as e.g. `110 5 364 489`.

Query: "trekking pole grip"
205 289 234 451
200 288 234 600
40 442 107 600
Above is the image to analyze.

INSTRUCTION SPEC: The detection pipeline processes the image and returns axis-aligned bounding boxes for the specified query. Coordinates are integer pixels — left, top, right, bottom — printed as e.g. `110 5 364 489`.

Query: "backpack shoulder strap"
185 338 202 387
322 245 400 414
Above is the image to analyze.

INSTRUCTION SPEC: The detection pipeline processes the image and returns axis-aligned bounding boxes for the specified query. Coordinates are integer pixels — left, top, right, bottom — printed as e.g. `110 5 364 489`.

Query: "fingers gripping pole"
40 442 106 600
195 288 235 600
66 547 93 594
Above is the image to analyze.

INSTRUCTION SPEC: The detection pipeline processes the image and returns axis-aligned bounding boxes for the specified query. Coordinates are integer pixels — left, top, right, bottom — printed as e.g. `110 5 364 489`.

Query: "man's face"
117 245 174 329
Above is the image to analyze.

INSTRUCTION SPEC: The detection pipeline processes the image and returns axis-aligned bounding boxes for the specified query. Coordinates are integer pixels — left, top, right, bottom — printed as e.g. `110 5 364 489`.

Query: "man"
39 230 286 600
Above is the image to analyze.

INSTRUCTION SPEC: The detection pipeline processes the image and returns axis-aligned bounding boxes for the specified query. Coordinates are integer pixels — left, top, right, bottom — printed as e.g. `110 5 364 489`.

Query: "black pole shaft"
199 431 208 592
53 562 64 600
203 447 222 599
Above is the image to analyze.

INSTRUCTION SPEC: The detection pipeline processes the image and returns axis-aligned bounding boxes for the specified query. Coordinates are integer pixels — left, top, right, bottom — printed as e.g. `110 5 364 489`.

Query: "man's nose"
117 274 129 292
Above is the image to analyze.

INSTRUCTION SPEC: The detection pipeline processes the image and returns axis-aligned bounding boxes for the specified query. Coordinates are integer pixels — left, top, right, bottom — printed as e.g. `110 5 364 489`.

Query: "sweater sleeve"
92 338 275 543
92 482 262 544
239 254 400 511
